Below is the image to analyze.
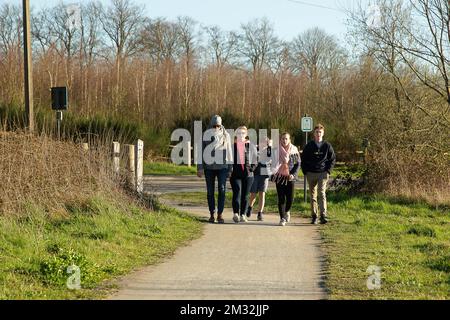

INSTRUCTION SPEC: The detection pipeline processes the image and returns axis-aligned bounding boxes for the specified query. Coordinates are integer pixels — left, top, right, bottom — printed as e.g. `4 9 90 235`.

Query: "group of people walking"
196 115 336 226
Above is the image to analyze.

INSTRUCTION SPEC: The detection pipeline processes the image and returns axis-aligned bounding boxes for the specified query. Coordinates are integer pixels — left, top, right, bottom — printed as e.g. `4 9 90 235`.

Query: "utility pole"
23 0 34 132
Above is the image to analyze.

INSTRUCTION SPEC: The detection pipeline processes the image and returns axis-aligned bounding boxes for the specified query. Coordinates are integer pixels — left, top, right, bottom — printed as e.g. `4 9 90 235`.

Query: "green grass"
144 161 197 175
0 196 202 299
162 190 450 299
142 161 357 178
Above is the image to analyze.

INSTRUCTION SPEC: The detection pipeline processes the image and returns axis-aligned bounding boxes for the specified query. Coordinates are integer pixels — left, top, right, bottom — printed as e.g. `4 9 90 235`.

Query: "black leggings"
276 181 295 218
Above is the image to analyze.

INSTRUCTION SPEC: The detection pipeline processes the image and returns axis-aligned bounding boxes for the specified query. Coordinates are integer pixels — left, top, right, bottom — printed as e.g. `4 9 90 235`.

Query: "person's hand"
197 170 203 178
267 139 272 147
289 174 294 181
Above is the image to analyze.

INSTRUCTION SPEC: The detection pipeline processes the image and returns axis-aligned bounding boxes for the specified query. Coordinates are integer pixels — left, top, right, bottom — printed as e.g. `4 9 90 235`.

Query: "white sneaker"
233 213 240 223
240 215 248 222
279 218 286 226
286 212 291 222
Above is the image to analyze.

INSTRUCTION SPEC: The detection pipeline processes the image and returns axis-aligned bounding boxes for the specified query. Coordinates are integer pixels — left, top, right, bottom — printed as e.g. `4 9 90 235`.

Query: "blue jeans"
230 176 254 215
204 168 228 214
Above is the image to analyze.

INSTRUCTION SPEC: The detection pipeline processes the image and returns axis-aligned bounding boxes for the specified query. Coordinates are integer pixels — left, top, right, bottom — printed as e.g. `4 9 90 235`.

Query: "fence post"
112 141 120 174
124 144 135 189
135 139 144 194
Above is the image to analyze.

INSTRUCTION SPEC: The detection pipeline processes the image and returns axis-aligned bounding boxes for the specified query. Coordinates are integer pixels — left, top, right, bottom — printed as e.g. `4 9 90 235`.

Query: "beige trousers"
306 171 329 218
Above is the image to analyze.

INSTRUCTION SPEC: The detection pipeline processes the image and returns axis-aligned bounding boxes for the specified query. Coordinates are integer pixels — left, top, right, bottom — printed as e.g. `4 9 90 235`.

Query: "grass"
144 161 197 175
142 161 357 177
162 190 450 299
0 196 202 299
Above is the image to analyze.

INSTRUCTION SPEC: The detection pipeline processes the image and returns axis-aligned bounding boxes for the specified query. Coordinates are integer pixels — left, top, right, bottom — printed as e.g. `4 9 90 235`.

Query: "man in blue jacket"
301 124 336 224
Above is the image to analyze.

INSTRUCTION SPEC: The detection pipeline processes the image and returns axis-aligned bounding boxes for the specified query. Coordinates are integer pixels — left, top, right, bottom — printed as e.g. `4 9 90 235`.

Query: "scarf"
271 142 295 184
237 140 246 171
209 125 233 163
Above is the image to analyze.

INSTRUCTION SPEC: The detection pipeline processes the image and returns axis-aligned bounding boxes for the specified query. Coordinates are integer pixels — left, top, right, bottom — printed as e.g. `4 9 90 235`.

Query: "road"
144 175 306 194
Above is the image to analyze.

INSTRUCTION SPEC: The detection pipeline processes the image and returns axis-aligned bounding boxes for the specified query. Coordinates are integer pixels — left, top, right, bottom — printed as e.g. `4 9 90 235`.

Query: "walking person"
270 132 301 226
300 124 336 224
230 126 258 223
197 115 233 224
246 137 273 221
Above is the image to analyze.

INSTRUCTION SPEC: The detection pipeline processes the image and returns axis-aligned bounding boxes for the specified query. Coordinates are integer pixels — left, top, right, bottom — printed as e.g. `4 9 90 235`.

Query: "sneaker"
233 213 240 223
257 212 264 221
246 206 253 218
217 214 225 224
286 211 291 222
311 217 318 224
279 218 286 226
240 215 248 222
320 216 328 224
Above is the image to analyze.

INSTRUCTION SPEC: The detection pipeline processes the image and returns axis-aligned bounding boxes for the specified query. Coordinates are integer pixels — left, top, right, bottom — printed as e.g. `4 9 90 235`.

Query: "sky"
18 0 366 42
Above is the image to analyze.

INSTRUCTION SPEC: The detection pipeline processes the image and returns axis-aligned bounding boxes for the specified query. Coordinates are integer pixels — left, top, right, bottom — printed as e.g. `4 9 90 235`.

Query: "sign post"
51 87 68 140
301 114 313 203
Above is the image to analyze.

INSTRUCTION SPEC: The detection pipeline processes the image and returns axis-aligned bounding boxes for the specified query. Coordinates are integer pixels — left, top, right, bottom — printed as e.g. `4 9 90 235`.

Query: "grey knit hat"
210 115 222 127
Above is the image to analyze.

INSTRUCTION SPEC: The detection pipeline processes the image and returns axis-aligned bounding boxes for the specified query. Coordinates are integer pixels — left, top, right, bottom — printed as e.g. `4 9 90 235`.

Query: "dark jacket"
231 142 258 178
301 140 336 175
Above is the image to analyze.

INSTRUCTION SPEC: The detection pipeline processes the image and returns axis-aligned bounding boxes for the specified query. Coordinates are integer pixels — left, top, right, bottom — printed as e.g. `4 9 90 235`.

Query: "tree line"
0 0 449 196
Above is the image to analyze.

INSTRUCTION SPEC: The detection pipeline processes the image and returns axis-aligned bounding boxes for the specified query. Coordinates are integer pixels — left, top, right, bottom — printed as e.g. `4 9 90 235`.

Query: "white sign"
301 117 313 132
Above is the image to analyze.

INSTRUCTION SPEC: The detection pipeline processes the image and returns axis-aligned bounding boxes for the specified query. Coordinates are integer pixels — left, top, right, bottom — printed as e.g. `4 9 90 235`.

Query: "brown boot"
217 214 225 224
208 213 215 223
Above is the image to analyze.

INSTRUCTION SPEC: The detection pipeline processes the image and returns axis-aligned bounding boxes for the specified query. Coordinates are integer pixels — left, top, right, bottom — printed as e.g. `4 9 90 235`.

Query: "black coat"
301 140 336 174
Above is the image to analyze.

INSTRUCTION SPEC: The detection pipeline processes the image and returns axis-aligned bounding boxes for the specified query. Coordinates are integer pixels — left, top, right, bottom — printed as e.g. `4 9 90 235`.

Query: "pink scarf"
237 141 246 171
272 143 293 184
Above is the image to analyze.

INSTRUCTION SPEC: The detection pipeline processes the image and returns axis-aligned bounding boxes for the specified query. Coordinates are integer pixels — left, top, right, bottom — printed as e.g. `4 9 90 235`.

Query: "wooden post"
124 144 135 189
81 143 89 151
112 141 120 174
135 139 144 194
23 0 34 133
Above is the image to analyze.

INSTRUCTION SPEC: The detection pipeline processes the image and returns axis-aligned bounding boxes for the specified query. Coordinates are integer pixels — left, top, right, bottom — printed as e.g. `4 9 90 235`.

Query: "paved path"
108 176 327 300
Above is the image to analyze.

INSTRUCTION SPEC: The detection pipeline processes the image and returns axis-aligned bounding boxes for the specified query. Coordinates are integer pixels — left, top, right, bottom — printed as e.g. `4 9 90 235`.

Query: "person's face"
314 129 324 142
236 129 247 141
281 134 290 147
213 124 221 131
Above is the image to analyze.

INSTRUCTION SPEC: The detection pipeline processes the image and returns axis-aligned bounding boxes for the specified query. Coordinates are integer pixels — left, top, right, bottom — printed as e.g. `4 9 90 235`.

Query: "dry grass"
365 150 450 207
0 130 124 216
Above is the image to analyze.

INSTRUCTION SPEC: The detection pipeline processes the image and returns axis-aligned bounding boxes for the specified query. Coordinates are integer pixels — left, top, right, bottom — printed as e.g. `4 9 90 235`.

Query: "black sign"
51 87 68 110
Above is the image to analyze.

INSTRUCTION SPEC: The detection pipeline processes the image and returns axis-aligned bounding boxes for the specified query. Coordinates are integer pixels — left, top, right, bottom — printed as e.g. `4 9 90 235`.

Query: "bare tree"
349 0 450 115
142 18 181 64
291 27 344 80
0 4 22 56
204 25 238 111
239 18 279 74
177 16 199 120
99 0 147 113
0 3 22 103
